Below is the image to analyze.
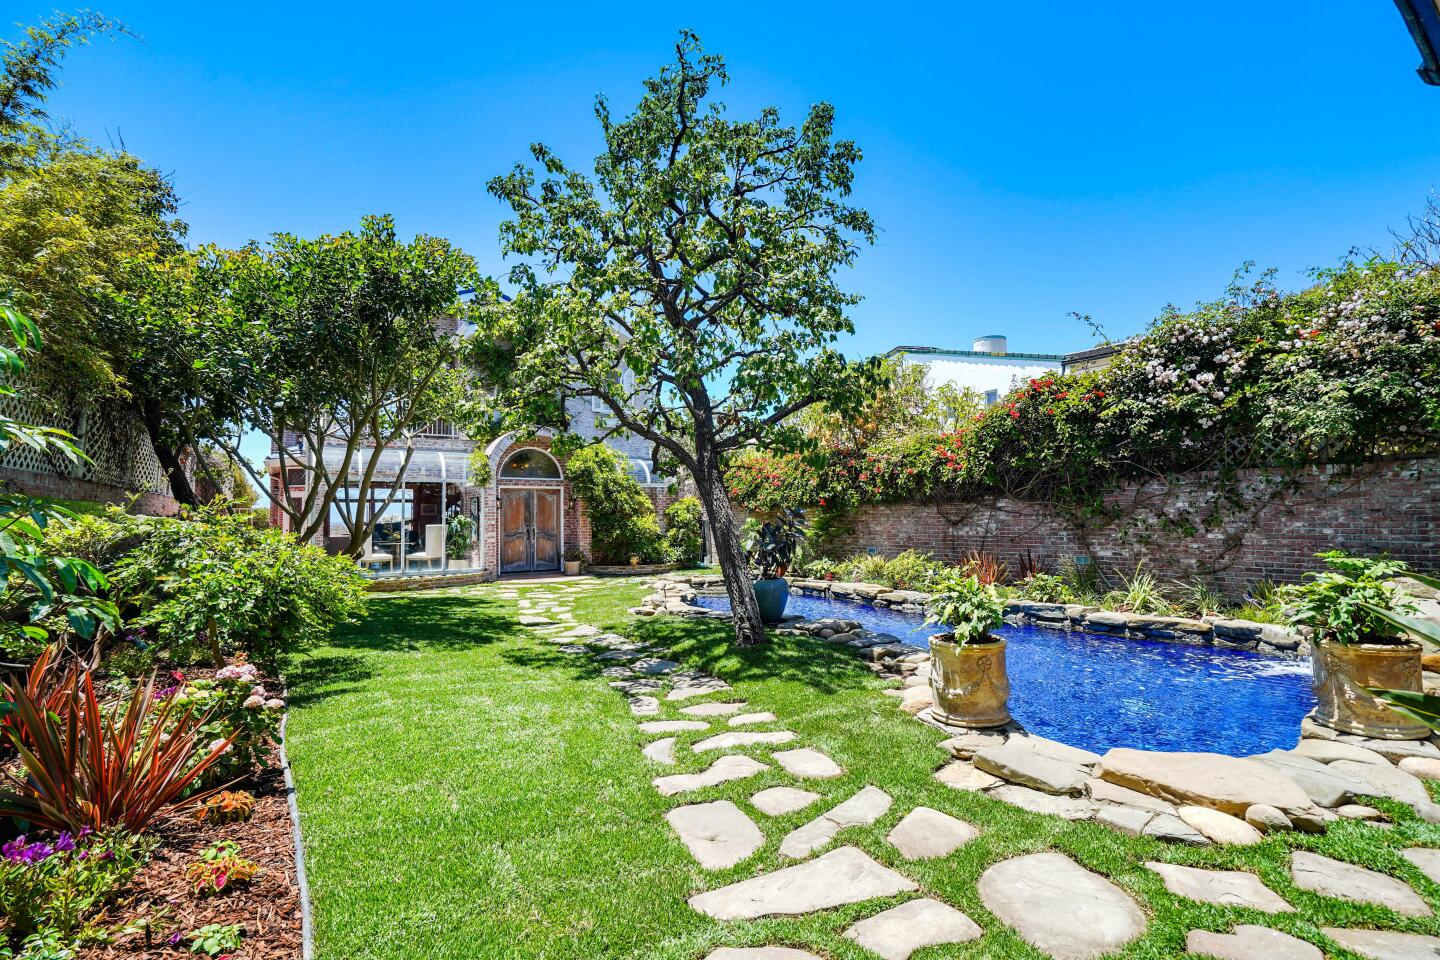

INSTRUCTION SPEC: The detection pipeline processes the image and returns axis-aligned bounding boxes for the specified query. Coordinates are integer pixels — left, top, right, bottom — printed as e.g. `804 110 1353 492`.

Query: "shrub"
1284 551 1413 645
0 669 234 833
566 445 666 564
924 573 1005 645
166 662 283 787
662 497 704 566
1102 567 1173 615
0 830 148 947
1015 573 1074 604
961 550 1008 585
44 507 367 665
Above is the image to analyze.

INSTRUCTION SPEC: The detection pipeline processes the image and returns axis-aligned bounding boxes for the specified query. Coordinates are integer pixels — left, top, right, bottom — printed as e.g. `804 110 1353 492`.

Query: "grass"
283 577 1440 959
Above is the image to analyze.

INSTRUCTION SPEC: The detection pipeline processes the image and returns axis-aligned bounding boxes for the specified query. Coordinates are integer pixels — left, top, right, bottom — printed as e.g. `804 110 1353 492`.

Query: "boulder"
1244 804 1294 833
1143 813 1210 845
1097 748 1311 816
1177 806 1264 846
1253 751 1369 808
1327 759 1431 810
1088 778 1178 815
1291 739 1393 766
1399 756 1440 780
987 784 1095 820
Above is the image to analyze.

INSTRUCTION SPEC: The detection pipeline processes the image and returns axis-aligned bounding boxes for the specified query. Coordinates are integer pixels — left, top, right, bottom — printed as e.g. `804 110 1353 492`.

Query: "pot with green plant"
562 548 586 576
744 509 807 624
1286 551 1429 740
926 571 1010 728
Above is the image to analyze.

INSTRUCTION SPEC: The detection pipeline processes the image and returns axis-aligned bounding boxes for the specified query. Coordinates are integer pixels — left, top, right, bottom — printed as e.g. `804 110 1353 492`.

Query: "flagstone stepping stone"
780 786 892 859
1146 862 1292 912
975 743 1090 796
979 852 1145 960
666 800 765 870
939 728 1012 758
1088 778 1178 815
1177 806 1265 846
1186 925 1320 960
594 650 643 661
655 754 769 797
629 695 660 716
557 624 601 638
633 658 680 675
611 678 662 694
841 897 982 960
728 712 778 727
988 784 1096 821
1329 759 1432 810
682 701 748 717
667 673 733 700
1291 851 1431 916
643 737 677 765
1402 848 1440 884
602 666 635 678
751 786 821 816
591 634 646 649
1322 927 1440 959
557 644 589 654
886 806 979 860
518 614 554 625
1144 813 1210 845
936 760 1000 791
688 846 918 920
772 747 843 779
703 950 820 960
1097 748 1312 816
694 731 797 753
638 720 710 734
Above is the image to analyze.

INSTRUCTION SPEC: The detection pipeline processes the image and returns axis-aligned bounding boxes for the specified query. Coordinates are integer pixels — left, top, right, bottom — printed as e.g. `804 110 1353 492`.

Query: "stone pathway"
1146 862 1291 913
779 785 891 859
1186 925 1321 960
1291 851 1433 917
666 800 765 869
689 846 917 919
978 852 1146 960
841 897 982 959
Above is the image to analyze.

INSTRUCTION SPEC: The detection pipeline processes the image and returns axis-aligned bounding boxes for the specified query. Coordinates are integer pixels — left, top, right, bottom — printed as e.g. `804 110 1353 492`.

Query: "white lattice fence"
0 392 170 494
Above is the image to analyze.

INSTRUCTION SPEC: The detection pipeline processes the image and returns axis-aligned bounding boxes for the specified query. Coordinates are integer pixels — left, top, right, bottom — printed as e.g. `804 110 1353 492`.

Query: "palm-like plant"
1361 571 1440 730
0 666 235 832
745 509 807 580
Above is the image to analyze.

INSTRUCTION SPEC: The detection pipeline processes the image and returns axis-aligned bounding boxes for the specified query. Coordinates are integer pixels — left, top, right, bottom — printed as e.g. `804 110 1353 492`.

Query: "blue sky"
23 2 1440 367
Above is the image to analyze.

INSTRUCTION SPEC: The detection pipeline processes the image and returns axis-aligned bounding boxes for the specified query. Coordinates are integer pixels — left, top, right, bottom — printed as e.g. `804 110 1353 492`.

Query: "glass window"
500 448 562 479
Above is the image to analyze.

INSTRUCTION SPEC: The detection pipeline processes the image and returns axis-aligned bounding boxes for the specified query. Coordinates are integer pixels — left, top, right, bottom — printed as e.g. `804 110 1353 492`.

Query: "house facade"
265 396 672 578
886 336 1065 405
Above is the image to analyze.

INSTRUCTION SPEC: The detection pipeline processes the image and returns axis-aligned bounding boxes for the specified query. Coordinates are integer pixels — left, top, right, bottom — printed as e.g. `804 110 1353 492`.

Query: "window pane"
500 449 562 479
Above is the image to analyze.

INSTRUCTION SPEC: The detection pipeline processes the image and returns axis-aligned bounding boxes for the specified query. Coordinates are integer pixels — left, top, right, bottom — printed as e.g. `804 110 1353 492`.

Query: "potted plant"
563 548 586 577
744 509 807 624
1286 551 1429 740
925 571 1010 728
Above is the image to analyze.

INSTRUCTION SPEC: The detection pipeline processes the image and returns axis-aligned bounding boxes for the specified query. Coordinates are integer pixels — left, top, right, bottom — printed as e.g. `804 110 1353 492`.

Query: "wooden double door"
500 488 561 573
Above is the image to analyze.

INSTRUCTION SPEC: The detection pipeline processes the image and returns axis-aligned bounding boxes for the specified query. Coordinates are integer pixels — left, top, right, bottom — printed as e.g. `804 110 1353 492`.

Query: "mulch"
77 763 303 960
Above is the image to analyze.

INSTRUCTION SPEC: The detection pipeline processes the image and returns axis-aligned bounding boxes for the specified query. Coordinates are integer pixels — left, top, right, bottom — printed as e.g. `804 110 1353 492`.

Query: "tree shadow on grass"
283 652 376 709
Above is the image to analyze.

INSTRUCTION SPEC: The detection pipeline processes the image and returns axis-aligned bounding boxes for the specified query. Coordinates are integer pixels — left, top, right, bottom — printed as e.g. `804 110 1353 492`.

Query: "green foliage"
566 445 665 564
445 512 476 560
184 840 260 896
1014 573 1075 604
1174 578 1226 618
187 923 243 957
0 830 147 950
924 572 1006 645
1102 567 1173 615
45 507 368 664
1284 550 1413 645
168 662 283 787
742 510 807 580
1368 687 1440 733
661 497 704 566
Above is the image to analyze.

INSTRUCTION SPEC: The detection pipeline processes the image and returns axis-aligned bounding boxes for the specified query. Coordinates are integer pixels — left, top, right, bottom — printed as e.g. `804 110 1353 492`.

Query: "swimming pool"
691 592 1315 757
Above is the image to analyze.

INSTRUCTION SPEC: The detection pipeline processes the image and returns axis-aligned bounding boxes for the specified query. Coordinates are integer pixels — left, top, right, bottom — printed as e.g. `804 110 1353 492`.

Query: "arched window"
626 459 651 484
500 448 562 480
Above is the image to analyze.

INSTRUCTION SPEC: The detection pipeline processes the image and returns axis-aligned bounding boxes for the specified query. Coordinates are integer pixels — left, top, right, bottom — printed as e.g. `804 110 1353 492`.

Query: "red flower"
1009 409 1020 419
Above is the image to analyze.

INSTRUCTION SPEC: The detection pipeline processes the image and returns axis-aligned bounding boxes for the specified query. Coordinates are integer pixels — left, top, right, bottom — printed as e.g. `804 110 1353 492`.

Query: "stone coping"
658 573 1308 658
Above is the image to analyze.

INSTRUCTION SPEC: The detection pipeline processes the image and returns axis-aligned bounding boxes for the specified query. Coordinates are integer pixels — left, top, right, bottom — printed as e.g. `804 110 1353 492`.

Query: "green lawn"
283 579 1440 959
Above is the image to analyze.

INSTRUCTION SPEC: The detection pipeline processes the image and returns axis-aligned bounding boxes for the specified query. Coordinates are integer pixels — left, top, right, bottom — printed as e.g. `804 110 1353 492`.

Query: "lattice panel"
0 391 170 494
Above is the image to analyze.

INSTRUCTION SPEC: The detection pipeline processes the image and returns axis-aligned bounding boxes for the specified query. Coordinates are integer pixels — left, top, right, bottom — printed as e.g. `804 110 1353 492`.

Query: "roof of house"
885 345 1066 363
1061 343 1123 364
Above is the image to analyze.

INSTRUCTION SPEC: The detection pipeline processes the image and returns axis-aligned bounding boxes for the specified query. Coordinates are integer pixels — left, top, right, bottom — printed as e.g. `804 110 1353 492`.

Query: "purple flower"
2 835 29 862
2 836 55 864
53 832 75 853
168 932 183 947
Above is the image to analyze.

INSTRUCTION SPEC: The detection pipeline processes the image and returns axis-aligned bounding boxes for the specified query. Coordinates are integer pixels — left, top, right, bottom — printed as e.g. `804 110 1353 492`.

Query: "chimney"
972 335 1007 355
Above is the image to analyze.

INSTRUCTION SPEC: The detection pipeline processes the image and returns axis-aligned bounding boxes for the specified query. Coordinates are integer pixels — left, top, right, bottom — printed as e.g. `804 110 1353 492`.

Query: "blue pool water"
693 592 1315 757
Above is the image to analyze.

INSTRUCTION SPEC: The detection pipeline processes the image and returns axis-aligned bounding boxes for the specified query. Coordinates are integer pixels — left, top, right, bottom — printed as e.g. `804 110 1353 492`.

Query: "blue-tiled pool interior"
692 592 1315 757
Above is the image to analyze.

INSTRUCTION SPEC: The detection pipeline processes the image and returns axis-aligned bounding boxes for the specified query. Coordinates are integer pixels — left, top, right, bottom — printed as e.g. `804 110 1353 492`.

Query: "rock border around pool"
642 573 1309 658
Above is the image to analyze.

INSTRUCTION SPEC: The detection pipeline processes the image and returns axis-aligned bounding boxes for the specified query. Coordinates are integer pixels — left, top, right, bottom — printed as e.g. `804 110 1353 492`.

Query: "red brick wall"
817 457 1440 595
0 467 180 516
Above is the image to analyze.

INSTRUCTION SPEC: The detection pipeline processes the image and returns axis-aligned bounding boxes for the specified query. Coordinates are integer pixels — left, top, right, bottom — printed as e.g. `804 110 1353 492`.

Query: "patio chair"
406 523 446 571
359 536 393 571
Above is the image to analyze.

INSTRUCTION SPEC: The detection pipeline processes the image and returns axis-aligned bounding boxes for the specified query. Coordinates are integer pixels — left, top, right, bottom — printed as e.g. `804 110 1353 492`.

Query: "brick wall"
817 457 1440 595
0 467 180 516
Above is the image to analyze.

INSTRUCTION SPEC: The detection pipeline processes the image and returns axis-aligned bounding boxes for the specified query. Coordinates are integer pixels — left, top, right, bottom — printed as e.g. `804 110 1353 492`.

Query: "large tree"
195 215 485 553
475 33 880 646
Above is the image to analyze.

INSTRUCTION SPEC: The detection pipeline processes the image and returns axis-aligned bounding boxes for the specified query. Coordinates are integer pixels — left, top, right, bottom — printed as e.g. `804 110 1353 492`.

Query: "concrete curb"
278 714 315 960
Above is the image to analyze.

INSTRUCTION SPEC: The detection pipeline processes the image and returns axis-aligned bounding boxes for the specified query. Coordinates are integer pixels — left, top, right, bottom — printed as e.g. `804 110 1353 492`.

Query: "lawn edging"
278 713 316 960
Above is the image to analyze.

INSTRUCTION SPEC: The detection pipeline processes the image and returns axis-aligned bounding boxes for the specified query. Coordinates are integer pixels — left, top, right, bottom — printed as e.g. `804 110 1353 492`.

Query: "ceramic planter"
563 560 582 576
1311 639 1429 740
753 577 790 624
929 633 1011 728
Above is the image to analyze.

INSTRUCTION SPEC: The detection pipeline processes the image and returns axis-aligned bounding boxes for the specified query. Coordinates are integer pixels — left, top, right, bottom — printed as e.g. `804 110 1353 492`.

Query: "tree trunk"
141 403 200 506
693 462 767 647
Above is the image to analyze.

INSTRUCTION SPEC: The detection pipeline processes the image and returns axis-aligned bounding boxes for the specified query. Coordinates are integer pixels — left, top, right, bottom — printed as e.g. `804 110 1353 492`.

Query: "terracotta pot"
563 560 581 576
1311 639 1429 740
929 633 1011 729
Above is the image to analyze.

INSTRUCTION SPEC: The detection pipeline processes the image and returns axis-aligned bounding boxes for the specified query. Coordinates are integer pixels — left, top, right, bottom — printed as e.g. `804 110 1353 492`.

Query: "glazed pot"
1311 639 1429 740
563 560 582 576
753 577 790 624
929 633 1011 729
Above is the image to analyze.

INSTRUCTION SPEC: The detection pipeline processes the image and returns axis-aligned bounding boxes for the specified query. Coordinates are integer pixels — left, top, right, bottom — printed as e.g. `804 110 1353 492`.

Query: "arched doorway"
498 448 563 573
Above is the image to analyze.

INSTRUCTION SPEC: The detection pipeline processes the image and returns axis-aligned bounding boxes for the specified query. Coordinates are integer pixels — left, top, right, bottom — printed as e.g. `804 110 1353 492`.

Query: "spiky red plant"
0 668 235 833
962 549 1009 585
